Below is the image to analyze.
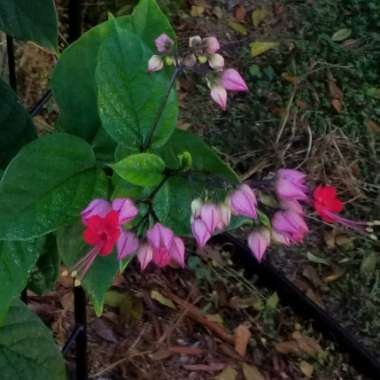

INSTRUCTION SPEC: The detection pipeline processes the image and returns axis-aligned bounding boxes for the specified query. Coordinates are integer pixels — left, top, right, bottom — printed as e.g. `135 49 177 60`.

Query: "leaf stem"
142 66 181 151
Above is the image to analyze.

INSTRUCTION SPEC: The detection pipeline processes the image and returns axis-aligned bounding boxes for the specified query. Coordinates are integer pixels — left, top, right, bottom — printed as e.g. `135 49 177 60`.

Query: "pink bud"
276 169 308 201
248 229 271 262
200 203 221 234
271 229 291 246
155 33 174 53
230 184 257 219
116 231 139 260
147 223 174 252
148 55 164 72
137 243 153 271
217 203 231 230
192 218 211 248
211 85 227 110
204 36 220 53
280 199 304 215
222 69 248 92
170 237 185 267
272 210 308 243
112 198 138 224
81 199 111 225
208 53 225 70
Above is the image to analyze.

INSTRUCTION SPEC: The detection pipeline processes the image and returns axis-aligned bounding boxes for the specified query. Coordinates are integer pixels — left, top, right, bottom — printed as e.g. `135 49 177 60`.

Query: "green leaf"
0 299 66 380
0 238 45 322
113 153 165 187
0 133 107 240
28 234 60 295
331 28 352 42
52 0 175 144
0 79 36 169
155 129 238 183
57 223 119 316
96 27 178 149
0 0 58 49
153 130 239 236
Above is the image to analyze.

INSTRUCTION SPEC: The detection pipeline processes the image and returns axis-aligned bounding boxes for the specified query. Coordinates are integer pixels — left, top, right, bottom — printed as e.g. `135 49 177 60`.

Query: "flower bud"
248 229 271 262
197 55 208 64
222 69 248 92
183 54 197 68
210 85 227 111
217 203 231 230
155 33 174 53
204 36 220 53
148 55 164 72
208 53 225 70
189 35 202 48
191 198 203 219
230 184 257 219
192 219 211 248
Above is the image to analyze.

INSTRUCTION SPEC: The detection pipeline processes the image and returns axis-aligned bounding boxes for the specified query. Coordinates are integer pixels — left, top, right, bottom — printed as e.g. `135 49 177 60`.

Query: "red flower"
313 185 343 222
83 210 121 255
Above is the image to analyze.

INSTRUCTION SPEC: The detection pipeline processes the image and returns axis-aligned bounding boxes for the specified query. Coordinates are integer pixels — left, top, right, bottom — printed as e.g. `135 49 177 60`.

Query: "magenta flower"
191 218 211 248
155 33 174 53
71 198 139 283
275 169 308 201
280 199 304 215
210 69 248 110
140 223 185 270
230 184 258 219
272 210 309 244
248 229 271 262
222 69 249 92
200 203 221 233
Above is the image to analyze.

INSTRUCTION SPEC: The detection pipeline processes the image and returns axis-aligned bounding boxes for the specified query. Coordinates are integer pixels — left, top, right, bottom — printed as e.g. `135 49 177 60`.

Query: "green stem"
142 66 181 150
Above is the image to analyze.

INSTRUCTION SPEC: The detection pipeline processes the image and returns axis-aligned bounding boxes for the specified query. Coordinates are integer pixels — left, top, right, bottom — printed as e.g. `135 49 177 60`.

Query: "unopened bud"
198 55 208 64
61 270 69 277
208 53 224 70
183 54 197 68
189 35 202 48
70 270 78 278
164 56 175 66
148 55 164 72
74 279 82 287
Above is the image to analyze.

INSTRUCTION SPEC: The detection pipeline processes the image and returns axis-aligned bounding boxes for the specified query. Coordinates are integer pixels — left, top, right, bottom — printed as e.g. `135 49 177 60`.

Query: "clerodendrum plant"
0 0 378 378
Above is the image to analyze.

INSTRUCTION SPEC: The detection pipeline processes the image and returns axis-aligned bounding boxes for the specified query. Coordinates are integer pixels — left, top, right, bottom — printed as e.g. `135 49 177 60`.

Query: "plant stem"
142 66 181 150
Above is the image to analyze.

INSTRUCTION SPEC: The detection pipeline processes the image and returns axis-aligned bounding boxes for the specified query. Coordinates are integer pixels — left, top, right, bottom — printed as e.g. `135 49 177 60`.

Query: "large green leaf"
0 79 36 169
0 299 66 380
28 234 60 295
0 238 45 322
113 153 165 187
0 133 107 240
153 130 240 235
52 0 175 144
156 129 239 182
0 0 58 49
57 223 119 316
96 27 178 149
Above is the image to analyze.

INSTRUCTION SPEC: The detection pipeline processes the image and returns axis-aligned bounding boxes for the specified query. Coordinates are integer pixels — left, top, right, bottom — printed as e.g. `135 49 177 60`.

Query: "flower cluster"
148 33 248 110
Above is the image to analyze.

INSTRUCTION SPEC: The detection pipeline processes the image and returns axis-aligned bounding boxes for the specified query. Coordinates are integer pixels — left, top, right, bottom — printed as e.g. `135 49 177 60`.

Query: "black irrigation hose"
214 233 380 380
29 89 52 117
74 286 88 380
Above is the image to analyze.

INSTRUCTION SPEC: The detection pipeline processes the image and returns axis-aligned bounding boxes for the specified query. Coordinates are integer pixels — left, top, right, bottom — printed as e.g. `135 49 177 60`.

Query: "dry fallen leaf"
300 361 314 378
251 7 270 28
234 324 252 356
228 21 248 35
331 98 342 113
368 119 380 134
275 340 302 355
150 290 176 309
191 5 205 17
242 363 265 380
292 331 322 357
250 41 278 57
215 366 238 380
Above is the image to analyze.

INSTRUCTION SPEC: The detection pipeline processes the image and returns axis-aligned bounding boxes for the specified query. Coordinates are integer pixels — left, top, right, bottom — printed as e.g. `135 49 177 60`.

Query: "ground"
4 0 380 379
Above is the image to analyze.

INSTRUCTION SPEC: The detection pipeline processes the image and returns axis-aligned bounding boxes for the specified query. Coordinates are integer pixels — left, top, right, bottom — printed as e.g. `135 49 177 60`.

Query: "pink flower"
72 198 139 283
116 231 139 260
148 55 164 72
230 184 257 219
155 33 174 53
137 244 153 271
200 203 221 234
210 85 227 111
204 36 220 53
142 223 185 269
191 218 211 248
248 229 271 262
222 69 249 92
275 169 308 201
272 210 309 244
280 199 304 215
